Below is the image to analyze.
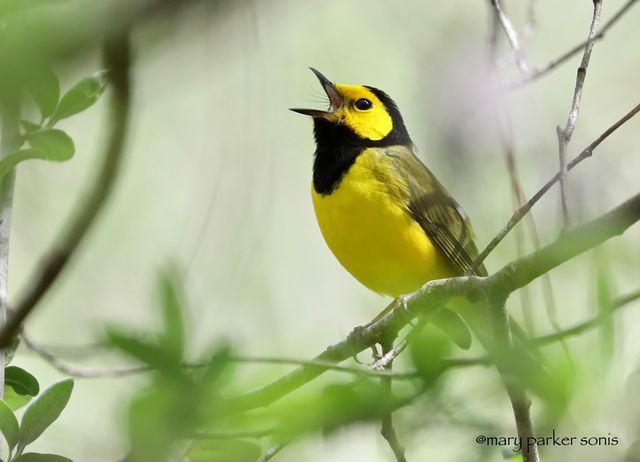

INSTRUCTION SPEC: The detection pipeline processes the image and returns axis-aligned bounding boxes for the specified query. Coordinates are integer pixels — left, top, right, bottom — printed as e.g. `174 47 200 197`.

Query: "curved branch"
468 102 640 275
0 35 132 348
227 192 640 413
24 289 640 381
510 0 639 87
556 0 603 226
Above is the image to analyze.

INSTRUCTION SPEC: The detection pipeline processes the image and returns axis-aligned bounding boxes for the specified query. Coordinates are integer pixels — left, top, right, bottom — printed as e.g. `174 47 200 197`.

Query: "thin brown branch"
499 117 573 359
490 302 539 462
227 192 640 414
25 287 640 387
0 35 132 349
379 339 407 462
23 334 428 379
533 288 640 345
507 386 537 461
381 405 407 462
426 288 640 369
511 0 639 87
494 99 537 335
468 101 640 275
489 0 529 73
22 333 148 378
557 0 603 226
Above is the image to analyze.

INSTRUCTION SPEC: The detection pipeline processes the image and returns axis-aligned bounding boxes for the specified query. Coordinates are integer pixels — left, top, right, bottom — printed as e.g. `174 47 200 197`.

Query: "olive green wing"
384 145 487 277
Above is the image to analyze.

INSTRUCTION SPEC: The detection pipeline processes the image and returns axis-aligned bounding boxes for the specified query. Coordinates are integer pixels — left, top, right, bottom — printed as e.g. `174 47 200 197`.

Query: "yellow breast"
312 148 453 297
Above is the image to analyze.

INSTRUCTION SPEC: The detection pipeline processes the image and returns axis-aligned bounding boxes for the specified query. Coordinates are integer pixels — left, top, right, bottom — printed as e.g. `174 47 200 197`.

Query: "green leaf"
409 325 451 387
0 130 75 181
50 71 108 124
3 333 22 366
106 328 178 372
21 120 41 135
200 345 232 388
158 268 185 361
431 308 472 350
26 67 60 119
5 366 40 397
0 149 46 181
3 387 32 411
27 129 75 161
0 399 19 451
188 440 261 462
19 378 74 447
13 454 73 462
127 387 179 462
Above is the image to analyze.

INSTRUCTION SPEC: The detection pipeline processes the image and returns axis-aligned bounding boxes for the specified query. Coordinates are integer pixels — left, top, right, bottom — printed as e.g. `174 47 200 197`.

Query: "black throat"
312 86 412 195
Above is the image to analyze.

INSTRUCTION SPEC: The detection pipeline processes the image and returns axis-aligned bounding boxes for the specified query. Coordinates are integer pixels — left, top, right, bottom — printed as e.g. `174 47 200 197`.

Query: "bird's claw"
395 294 417 327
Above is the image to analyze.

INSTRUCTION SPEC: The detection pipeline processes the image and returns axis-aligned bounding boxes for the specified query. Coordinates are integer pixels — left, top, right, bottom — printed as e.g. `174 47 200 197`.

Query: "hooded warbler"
292 69 487 305
292 71 552 370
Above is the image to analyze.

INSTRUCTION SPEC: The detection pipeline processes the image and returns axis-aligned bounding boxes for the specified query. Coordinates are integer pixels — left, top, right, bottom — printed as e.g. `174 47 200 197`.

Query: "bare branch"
533 288 640 345
25 287 640 395
489 302 539 462
23 333 429 379
489 0 529 73
512 0 639 87
22 333 149 378
227 192 640 414
0 35 132 349
469 102 640 275
557 0 603 226
379 339 407 462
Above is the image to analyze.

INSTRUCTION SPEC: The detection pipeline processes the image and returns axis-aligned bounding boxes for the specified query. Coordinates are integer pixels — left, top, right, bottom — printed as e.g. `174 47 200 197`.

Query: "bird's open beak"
290 68 343 119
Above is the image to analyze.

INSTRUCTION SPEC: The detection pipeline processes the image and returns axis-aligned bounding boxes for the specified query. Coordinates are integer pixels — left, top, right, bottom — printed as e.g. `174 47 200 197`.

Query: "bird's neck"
313 144 362 196
311 119 413 195
312 120 366 195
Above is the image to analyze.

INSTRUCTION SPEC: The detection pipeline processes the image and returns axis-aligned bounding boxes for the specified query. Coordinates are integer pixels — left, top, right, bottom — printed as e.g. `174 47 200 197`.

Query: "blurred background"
6 0 640 460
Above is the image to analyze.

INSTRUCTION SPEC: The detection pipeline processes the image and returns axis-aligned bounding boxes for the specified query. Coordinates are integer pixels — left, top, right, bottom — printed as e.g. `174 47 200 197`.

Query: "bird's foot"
394 294 417 327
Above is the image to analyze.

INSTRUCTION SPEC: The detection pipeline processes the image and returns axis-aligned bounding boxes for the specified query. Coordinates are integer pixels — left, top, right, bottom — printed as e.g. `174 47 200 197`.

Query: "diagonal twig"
512 0 639 87
556 0 603 227
226 192 640 414
468 101 640 275
489 0 530 73
22 333 431 380
0 35 132 349
379 338 407 462
24 288 640 382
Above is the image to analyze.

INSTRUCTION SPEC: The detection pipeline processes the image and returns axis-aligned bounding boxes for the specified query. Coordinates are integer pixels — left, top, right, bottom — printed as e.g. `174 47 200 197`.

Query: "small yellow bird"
292 69 487 347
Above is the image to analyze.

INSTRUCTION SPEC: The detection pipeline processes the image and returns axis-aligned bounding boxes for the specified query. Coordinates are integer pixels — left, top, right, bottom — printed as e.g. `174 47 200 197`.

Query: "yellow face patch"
333 85 393 141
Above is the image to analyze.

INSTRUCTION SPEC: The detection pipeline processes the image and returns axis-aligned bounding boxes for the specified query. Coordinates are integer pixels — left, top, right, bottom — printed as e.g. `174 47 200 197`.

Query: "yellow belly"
312 149 453 297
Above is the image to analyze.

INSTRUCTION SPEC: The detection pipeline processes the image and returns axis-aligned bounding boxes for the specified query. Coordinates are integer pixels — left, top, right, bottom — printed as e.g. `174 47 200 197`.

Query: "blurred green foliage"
0 0 639 461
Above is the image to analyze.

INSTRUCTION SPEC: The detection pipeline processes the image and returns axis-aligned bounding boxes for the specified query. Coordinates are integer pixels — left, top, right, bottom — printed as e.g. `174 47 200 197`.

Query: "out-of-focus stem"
0 34 131 349
0 85 21 457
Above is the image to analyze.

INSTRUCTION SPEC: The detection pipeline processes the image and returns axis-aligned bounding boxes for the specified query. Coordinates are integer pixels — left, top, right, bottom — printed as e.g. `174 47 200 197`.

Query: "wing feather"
384 146 487 277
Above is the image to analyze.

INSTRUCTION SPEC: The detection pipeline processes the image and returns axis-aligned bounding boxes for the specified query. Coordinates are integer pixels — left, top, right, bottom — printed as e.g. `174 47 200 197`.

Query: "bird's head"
291 68 412 148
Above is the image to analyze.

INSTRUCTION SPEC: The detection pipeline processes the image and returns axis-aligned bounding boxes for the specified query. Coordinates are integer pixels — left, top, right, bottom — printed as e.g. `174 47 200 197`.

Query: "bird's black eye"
354 98 373 111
